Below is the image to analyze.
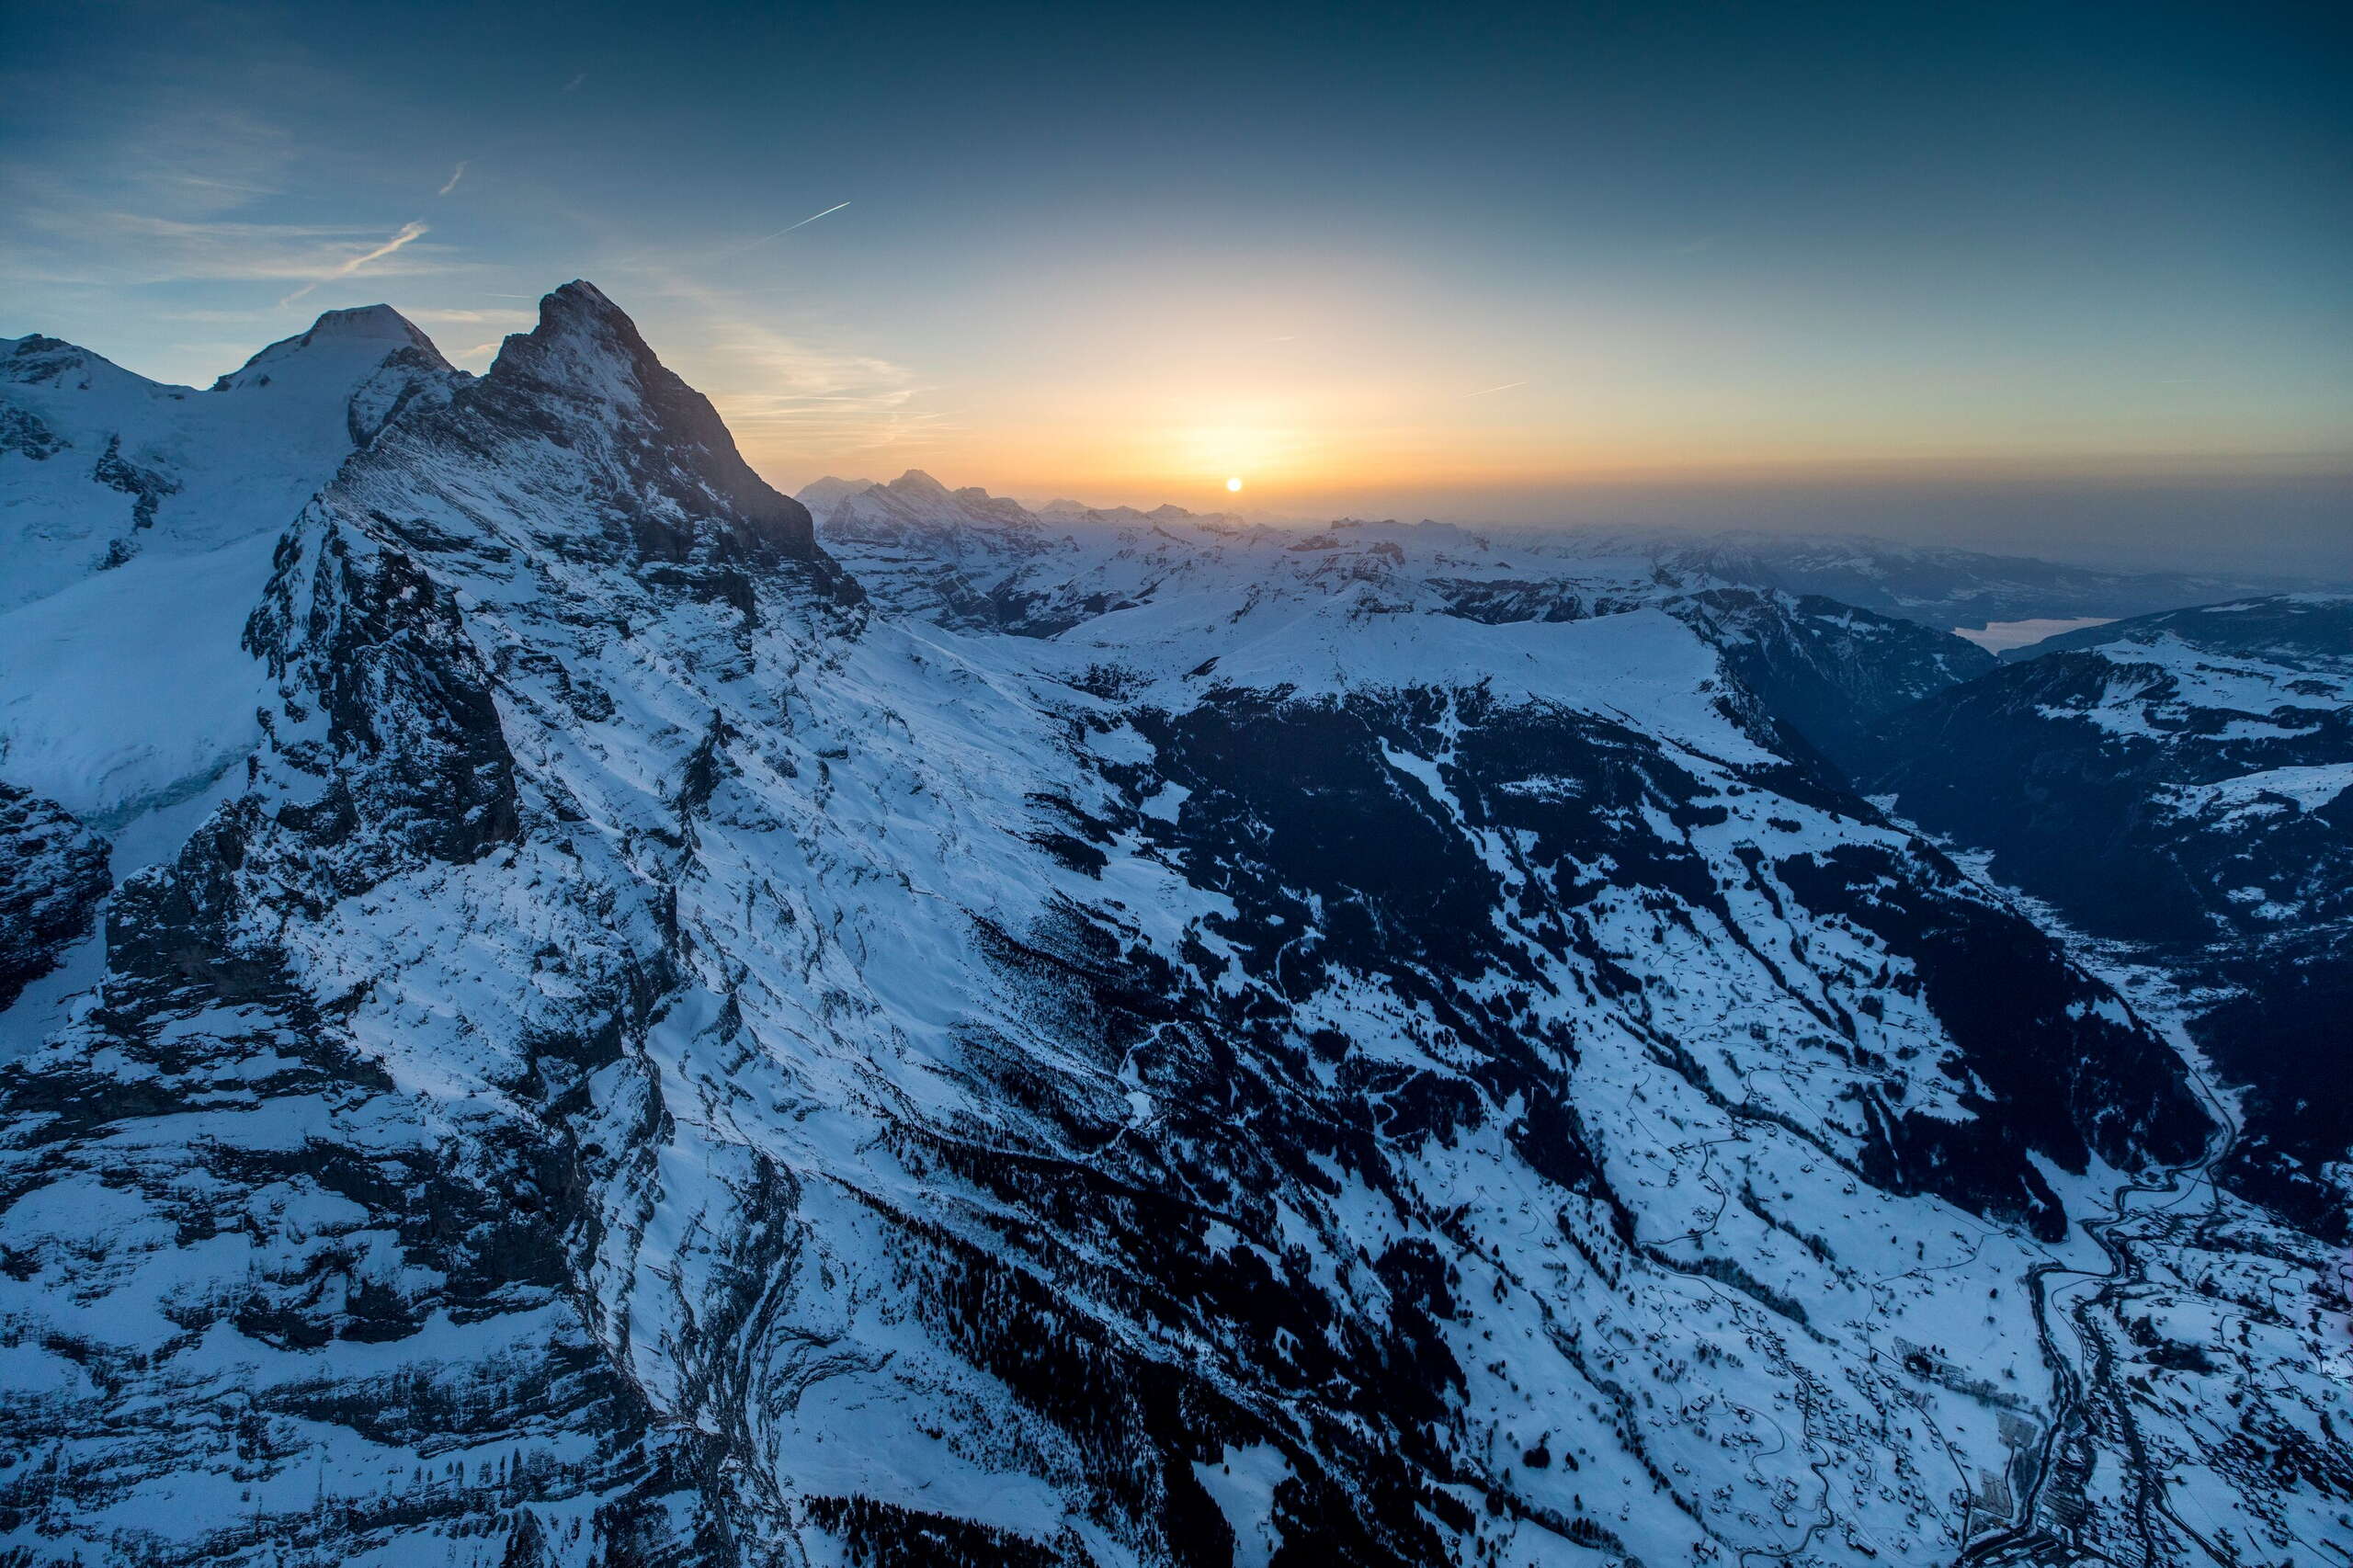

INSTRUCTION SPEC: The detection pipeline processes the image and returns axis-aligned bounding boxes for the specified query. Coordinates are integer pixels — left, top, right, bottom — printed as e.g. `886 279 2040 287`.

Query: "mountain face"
1 288 2346 1568
1609 588 1996 770
1855 595 2353 1241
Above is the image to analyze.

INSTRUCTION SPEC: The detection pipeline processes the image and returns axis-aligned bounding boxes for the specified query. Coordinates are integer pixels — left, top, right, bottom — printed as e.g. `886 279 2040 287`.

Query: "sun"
1225 476 1244 493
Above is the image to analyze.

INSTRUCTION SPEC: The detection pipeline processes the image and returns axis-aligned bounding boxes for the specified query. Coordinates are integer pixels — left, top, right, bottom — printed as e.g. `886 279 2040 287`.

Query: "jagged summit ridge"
483 278 660 393
452 280 819 565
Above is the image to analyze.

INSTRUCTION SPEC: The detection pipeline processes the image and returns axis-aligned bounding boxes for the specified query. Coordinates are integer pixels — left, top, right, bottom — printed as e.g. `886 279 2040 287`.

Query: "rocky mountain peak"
794 474 880 514
452 280 818 566
483 278 664 399
3 334 150 395
303 301 435 341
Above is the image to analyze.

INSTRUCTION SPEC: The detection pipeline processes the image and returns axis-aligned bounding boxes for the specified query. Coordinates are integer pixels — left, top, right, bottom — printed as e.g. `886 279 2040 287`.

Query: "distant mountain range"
1518 527 2330 631
0 289 2343 1567
801 473 2327 633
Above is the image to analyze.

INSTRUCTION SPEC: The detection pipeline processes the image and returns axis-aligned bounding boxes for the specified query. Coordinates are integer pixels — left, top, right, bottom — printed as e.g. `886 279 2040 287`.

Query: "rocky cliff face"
1 289 2344 1568
0 783 109 1010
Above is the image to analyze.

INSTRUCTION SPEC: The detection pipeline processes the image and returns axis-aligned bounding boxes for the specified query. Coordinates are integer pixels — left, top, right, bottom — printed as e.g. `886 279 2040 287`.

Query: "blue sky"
6 0 2348 570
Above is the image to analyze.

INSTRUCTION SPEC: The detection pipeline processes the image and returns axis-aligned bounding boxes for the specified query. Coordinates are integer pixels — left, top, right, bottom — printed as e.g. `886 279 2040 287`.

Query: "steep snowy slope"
1436 579 1996 770
1 289 2344 1568
0 310 461 836
1857 596 2353 1243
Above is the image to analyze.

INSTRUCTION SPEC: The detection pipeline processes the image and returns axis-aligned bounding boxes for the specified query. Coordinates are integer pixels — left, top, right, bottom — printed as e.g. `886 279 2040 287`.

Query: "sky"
5 0 2349 574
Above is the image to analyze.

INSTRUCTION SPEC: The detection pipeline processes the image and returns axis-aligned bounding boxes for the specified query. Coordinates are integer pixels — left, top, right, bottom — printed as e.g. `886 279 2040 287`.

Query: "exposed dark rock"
0 782 110 1010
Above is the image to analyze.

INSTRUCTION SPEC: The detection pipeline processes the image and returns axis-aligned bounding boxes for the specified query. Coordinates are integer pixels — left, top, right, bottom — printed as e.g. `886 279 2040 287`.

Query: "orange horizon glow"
729 407 2353 521
693 276 2351 518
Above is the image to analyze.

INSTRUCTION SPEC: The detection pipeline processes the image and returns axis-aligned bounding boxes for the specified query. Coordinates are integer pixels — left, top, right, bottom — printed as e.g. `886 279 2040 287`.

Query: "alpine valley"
1 285 2347 1568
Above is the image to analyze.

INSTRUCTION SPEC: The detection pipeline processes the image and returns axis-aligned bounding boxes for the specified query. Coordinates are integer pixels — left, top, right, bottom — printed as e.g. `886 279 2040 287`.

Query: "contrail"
1464 380 1528 397
280 221 429 306
758 201 851 242
719 202 852 256
438 160 471 196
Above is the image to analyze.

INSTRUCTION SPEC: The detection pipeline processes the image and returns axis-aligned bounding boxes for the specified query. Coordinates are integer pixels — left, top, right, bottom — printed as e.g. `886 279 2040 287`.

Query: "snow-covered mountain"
0 309 463 839
2 306 459 611
800 469 1056 621
798 487 2322 642
1856 595 2353 1242
1 286 2344 1568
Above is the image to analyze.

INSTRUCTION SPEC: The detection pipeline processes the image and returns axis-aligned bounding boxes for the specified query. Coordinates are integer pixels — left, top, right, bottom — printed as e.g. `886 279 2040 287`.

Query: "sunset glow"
4 1 2345 571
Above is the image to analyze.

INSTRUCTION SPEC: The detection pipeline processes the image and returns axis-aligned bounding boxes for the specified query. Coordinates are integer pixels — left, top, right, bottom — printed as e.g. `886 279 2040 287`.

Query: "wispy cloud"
278 220 431 305
0 72 475 381
48 104 295 220
438 160 471 197
0 104 354 293
628 273 945 461
707 333 946 452
0 203 458 290
407 307 531 326
563 73 587 93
